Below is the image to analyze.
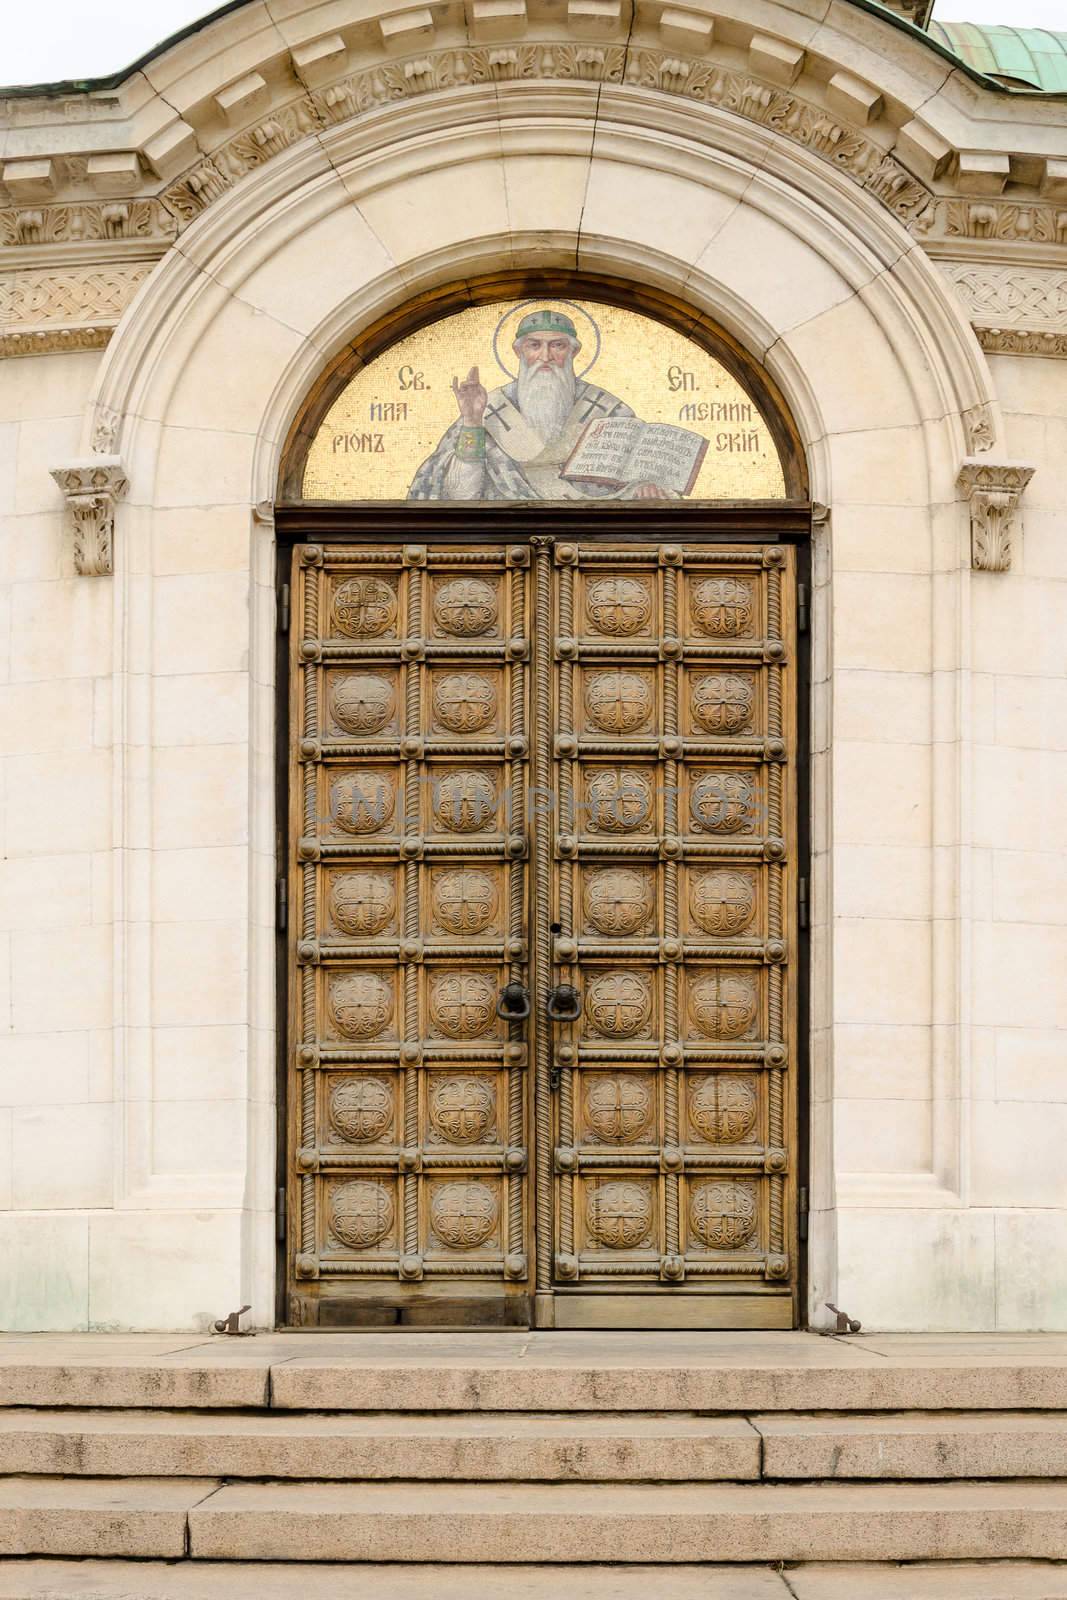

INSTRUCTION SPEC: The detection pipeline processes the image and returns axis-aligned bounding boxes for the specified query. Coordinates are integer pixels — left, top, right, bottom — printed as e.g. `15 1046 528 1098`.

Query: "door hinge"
797 581 809 634
799 1186 809 1242
278 582 290 635
798 876 809 930
276 878 288 933
276 1186 287 1243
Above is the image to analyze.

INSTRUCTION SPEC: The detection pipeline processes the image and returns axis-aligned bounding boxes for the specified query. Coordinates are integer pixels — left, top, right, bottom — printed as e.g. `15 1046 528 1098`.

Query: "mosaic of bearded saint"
408 307 676 502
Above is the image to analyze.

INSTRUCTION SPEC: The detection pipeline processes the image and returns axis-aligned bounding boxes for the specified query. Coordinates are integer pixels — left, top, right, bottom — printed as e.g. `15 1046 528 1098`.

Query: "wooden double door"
284 533 800 1328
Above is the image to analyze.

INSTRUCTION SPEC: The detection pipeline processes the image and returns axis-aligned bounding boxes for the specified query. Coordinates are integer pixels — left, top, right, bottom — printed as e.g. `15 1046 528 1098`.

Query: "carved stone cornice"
50 457 129 576
956 460 1035 573
0 261 153 359
977 328 1067 358
940 263 1067 359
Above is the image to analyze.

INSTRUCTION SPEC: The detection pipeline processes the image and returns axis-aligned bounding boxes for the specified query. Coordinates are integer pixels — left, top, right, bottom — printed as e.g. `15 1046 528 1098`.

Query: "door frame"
273 501 813 1329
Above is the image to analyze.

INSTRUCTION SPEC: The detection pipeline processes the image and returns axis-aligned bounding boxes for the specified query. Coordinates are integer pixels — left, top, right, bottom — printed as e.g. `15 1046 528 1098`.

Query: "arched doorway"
276 276 810 1328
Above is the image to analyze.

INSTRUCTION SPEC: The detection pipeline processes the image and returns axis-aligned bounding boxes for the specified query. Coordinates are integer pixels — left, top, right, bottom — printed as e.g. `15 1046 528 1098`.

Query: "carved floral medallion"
329 1179 394 1249
432 769 497 832
328 972 394 1040
689 1179 758 1251
330 673 396 735
688 870 756 936
687 970 758 1040
329 771 395 835
585 971 653 1038
689 577 754 637
330 871 396 937
329 1076 394 1143
586 768 654 833
585 1074 654 1143
432 671 497 733
433 577 498 636
432 869 498 936
430 971 497 1038
583 867 655 935
690 772 757 834
430 1180 497 1249
587 1181 654 1250
584 670 654 734
690 673 755 735
332 577 398 638
585 576 653 636
428 1075 495 1144
688 1074 758 1144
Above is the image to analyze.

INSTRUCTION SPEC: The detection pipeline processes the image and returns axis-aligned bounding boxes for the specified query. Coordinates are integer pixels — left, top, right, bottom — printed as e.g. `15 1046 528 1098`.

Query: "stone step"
4 1332 1067 1412
0 1477 219 1560
177 1479 1067 1563
0 1409 760 1481
754 1410 1067 1479
2 1560 1067 1600
6 1476 1067 1562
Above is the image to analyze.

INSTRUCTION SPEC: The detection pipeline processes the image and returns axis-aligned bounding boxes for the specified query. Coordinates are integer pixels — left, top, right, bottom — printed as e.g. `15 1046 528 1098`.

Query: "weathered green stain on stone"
929 22 1067 92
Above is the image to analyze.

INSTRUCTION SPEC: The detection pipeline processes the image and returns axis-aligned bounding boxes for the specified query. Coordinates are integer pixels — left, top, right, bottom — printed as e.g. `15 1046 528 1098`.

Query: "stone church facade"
1 0 1065 1333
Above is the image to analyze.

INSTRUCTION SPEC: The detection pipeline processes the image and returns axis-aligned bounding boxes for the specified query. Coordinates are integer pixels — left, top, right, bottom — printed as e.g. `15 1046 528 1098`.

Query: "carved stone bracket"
50 456 129 576
956 459 1035 573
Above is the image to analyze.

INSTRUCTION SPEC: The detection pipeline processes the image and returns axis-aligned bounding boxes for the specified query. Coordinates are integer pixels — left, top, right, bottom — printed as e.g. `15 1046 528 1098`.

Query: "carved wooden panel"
288 544 530 1305
548 542 796 1299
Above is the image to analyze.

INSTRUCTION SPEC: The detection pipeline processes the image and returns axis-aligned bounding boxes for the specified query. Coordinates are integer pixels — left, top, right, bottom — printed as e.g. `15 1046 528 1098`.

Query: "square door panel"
425 966 506 1045
683 966 762 1045
683 668 761 739
579 570 657 642
323 1070 400 1148
577 666 659 740
685 1070 762 1148
580 1176 659 1256
685 766 762 838
325 573 400 641
425 1176 504 1256
323 967 400 1045
427 667 505 740
683 571 761 641
323 1175 400 1257
324 668 402 740
579 864 658 939
424 1070 503 1148
579 763 658 838
429 573 504 640
323 866 402 940
425 764 504 837
682 865 761 940
581 966 659 1044
683 1176 763 1257
322 765 400 842
426 864 508 942
577 1069 659 1148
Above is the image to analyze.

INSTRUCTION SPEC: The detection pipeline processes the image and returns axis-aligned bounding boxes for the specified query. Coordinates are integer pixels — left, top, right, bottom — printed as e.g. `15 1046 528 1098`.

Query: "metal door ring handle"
496 982 531 1020
547 984 582 1022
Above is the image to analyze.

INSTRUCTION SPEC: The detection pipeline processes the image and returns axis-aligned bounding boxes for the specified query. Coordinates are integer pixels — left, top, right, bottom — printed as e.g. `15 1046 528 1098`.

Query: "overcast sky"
1 0 1064 87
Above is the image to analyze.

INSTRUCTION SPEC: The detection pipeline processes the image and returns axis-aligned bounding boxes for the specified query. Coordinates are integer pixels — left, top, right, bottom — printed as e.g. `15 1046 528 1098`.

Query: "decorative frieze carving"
917 198 1067 245
0 198 175 247
977 327 1067 359
956 460 1036 573
49 457 129 577
941 263 1067 360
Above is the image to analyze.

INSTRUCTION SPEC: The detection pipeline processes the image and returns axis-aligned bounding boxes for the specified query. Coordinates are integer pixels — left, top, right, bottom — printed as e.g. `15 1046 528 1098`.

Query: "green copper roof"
928 22 1067 91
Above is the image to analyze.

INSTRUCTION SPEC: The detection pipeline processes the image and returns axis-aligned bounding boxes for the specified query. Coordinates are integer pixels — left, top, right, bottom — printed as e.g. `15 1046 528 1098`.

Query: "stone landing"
2 1333 1067 1594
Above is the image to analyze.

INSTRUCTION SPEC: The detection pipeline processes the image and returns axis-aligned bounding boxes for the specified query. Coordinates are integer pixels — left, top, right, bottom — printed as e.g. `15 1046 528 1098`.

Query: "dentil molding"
50 457 129 576
956 459 1036 573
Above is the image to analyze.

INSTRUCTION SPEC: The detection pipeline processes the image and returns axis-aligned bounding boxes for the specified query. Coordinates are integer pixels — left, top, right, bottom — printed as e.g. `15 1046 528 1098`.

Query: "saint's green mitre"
515 309 578 340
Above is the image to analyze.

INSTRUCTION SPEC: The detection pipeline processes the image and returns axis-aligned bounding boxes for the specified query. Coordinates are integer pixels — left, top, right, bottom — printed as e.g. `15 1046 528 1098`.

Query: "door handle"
546 984 582 1022
496 982 531 1021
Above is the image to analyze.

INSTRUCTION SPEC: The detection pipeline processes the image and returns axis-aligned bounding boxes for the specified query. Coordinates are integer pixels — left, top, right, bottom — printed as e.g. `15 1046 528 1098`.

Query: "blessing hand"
452 366 487 425
631 481 670 499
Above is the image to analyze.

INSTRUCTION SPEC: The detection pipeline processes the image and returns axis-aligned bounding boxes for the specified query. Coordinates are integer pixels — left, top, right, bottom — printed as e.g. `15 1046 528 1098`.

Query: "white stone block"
834 741 932 849
832 571 932 673
12 926 113 1035
151 744 250 851
837 1209 995 1331
290 33 348 86
956 150 1010 196
215 71 271 123
972 1100 1067 1208
468 0 527 40
833 844 931 921
4 750 113 855
152 672 250 747
8 577 112 683
86 152 142 196
151 846 248 925
2 158 56 201
0 853 92 930
153 573 250 676
0 679 93 757
152 1024 248 1103
151 1099 247 1176
835 1097 931 1174
833 917 933 1027
659 7 713 50
568 0 622 35
143 119 200 181
88 1210 243 1331
996 1027 1067 1105
973 921 1067 1030
835 1023 933 1103
0 1032 89 1107
749 34 805 86
151 920 249 1028
0 1214 88 1330
995 1211 1067 1331
895 118 952 182
1042 158 1067 202
379 8 434 49
12 1103 112 1209
826 70 883 126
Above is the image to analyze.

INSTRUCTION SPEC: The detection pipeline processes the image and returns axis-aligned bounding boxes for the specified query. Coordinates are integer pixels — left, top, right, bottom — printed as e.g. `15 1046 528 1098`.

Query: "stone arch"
74 62 997 1325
